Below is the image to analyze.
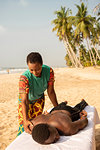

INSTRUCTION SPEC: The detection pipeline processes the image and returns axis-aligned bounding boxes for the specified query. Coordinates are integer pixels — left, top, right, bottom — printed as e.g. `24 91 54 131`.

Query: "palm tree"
70 2 97 65
52 6 82 68
90 22 100 62
79 44 89 66
92 4 100 61
93 3 100 21
95 22 100 45
93 3 100 13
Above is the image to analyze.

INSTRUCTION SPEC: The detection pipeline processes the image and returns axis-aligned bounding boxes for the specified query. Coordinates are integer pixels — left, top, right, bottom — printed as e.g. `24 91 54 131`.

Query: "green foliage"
97 60 100 66
52 6 73 40
65 54 73 67
52 2 100 67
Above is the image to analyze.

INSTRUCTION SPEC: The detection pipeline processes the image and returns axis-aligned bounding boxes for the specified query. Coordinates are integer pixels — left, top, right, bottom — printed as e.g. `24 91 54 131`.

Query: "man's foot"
80 110 87 120
81 99 88 106
64 101 68 104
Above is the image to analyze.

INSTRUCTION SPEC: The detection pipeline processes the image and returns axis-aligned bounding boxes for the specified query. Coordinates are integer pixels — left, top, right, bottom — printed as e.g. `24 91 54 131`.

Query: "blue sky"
0 0 99 68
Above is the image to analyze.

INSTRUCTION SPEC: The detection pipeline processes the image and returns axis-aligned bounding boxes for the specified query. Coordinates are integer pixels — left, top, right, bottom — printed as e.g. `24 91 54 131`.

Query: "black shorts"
50 100 88 121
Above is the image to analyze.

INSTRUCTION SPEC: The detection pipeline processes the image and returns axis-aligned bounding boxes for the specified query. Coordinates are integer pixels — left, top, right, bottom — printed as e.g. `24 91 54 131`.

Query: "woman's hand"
23 120 33 134
43 110 49 115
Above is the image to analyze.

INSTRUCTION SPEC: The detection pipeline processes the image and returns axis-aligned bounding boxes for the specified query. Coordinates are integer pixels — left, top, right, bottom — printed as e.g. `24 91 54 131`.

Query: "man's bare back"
30 109 88 136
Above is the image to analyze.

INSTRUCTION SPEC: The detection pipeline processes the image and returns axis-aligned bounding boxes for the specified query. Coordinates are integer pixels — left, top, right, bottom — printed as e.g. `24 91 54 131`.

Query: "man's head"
32 123 60 144
27 52 43 77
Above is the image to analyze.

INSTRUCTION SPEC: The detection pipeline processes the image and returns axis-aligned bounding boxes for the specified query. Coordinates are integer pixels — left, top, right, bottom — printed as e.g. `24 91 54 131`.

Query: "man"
29 99 88 144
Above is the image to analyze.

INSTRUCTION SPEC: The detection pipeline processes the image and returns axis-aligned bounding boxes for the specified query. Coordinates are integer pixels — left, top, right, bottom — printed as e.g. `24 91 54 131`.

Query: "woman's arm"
47 68 58 107
47 84 58 107
21 93 33 134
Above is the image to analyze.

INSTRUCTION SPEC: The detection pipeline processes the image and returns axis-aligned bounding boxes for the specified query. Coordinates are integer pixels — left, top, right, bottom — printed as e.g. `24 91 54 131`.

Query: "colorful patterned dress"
17 65 54 136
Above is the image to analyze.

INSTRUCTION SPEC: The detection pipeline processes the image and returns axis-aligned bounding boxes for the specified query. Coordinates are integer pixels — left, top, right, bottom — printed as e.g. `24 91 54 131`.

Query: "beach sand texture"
0 67 100 150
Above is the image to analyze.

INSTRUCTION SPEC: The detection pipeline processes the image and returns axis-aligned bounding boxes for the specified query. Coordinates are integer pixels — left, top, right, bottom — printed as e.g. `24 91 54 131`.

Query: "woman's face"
28 62 42 77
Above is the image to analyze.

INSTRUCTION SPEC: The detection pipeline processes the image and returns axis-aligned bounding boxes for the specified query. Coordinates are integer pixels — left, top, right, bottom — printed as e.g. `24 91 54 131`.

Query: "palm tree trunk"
65 36 83 68
89 40 97 66
96 53 97 62
77 45 81 64
86 39 93 65
63 38 77 67
90 48 97 66
91 41 100 60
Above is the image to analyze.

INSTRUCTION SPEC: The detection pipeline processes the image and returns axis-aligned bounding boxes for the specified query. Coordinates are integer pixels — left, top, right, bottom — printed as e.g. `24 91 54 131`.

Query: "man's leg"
50 102 75 114
74 99 88 112
50 100 88 122
50 102 67 113
71 99 88 121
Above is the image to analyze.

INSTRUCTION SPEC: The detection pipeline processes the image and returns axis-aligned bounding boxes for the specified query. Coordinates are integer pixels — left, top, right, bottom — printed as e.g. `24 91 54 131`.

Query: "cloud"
0 25 6 33
19 0 28 7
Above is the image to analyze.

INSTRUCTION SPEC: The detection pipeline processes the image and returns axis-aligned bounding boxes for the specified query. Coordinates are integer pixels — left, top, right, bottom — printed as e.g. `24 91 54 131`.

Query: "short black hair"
32 124 50 144
27 52 43 65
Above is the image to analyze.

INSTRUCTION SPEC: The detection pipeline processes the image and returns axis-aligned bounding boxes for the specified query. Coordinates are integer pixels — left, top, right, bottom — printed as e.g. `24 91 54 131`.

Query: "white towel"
6 106 100 150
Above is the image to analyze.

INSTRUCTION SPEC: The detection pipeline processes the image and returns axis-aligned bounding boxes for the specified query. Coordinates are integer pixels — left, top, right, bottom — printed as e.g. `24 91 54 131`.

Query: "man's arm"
69 117 88 135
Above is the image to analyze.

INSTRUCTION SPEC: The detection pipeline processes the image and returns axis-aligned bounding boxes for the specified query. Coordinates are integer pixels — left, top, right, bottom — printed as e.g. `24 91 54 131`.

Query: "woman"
17 52 58 136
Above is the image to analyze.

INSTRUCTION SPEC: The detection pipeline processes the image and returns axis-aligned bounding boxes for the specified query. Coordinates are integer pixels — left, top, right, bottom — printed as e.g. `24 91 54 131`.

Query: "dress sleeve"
19 75 29 94
48 68 55 86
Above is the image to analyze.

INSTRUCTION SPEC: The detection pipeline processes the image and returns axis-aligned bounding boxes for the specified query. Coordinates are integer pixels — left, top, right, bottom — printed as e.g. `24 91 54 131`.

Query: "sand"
0 67 100 150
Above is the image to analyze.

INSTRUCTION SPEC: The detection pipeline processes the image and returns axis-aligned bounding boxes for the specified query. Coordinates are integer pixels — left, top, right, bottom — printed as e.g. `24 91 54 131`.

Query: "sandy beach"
0 67 100 150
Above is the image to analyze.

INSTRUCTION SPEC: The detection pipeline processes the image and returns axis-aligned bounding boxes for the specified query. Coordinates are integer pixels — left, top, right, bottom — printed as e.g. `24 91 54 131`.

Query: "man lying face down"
29 99 88 144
